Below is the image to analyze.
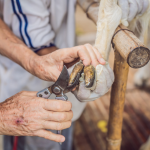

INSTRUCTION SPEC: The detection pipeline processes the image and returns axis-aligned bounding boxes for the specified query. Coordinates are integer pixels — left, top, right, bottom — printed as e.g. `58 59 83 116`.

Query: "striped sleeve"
4 0 55 52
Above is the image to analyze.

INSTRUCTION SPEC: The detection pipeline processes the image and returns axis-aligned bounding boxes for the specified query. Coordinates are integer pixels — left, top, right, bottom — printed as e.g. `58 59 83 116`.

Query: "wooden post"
107 50 129 150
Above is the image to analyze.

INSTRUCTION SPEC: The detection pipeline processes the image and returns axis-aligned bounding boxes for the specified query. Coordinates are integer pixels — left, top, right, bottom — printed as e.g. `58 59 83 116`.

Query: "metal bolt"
39 94 43 97
44 91 48 95
53 86 61 94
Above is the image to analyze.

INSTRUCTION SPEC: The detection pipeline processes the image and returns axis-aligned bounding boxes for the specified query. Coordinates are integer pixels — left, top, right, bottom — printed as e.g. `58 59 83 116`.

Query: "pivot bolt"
44 91 48 95
53 86 61 94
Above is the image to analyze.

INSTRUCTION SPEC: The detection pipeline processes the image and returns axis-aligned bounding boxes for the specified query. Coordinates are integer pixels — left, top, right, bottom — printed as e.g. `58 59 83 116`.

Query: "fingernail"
61 137 65 142
99 58 106 64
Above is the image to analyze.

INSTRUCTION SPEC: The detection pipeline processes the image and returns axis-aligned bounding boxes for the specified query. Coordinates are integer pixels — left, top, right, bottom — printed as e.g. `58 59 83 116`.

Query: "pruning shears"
37 66 80 144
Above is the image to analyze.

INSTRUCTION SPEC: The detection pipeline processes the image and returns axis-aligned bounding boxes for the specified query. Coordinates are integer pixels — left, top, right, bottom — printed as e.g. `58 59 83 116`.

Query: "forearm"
0 19 37 71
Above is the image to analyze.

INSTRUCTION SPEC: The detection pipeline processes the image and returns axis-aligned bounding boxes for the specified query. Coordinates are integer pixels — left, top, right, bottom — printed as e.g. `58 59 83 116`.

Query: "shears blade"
54 65 69 90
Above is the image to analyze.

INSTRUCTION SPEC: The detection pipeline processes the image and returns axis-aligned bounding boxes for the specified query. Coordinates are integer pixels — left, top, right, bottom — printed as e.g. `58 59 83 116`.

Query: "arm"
0 18 105 82
0 19 37 72
0 19 37 71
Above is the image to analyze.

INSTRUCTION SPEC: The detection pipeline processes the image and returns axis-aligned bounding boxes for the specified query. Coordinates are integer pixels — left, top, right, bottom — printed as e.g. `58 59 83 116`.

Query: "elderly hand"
28 44 105 82
118 0 149 26
0 91 73 143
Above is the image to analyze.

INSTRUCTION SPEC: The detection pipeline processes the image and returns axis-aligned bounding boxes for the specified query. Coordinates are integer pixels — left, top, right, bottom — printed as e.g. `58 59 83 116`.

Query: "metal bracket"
37 88 51 99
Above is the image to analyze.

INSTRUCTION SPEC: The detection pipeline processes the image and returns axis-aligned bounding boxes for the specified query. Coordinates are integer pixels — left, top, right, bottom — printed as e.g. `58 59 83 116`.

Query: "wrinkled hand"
0 91 73 143
118 0 149 26
29 44 105 82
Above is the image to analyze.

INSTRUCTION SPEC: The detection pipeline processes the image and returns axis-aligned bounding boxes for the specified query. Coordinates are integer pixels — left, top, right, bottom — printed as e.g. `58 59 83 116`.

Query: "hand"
29 44 106 82
0 91 73 143
118 0 149 25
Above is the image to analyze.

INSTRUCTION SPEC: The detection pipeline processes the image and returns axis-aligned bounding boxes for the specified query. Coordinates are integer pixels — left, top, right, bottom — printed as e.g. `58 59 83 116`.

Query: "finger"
43 110 73 122
35 130 65 143
128 0 138 22
55 46 92 66
93 46 106 65
43 99 72 112
77 45 91 66
42 121 72 130
84 44 99 67
65 58 80 68
140 0 149 14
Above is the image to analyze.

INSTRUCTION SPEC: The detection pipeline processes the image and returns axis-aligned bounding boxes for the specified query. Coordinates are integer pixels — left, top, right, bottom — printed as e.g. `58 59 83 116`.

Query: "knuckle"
22 91 27 94
18 91 25 95
85 43 91 47
79 45 85 50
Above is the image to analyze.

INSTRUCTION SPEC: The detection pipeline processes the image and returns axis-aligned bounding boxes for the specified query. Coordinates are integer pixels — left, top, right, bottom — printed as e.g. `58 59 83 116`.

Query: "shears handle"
55 94 68 144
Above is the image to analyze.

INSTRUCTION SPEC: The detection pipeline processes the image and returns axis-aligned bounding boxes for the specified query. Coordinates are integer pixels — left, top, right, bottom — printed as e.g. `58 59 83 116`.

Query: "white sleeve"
4 0 55 52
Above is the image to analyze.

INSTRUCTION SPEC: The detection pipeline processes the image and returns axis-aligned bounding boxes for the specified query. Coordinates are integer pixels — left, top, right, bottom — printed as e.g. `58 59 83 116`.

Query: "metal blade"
54 66 69 90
